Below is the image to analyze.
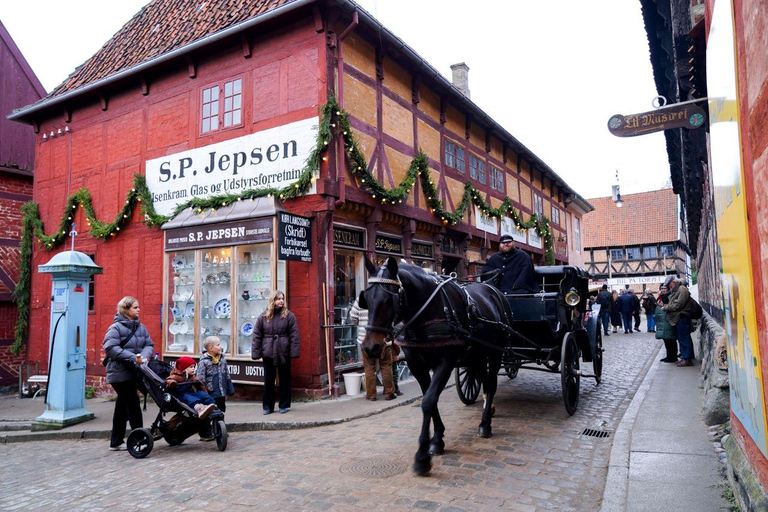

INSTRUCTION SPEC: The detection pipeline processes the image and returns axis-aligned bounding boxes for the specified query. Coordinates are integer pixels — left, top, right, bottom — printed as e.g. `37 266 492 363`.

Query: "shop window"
489 166 504 192
469 154 486 184
445 140 465 173
201 77 243 134
333 248 364 369
610 248 624 261
626 247 641 260
440 236 462 255
643 246 658 259
660 244 675 257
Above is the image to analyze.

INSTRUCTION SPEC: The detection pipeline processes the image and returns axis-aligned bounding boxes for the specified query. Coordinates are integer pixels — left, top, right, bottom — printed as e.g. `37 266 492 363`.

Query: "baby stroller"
125 358 228 458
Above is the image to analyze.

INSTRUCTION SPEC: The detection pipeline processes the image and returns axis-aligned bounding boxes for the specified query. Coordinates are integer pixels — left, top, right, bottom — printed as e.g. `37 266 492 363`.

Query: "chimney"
450 62 470 98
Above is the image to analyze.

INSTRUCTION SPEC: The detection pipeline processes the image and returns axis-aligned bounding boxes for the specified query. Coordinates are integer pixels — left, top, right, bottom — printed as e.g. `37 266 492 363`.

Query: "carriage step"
572 369 596 378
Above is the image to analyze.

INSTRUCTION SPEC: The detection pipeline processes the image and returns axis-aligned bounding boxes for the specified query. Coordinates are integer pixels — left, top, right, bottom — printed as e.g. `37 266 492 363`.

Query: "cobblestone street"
0 333 660 511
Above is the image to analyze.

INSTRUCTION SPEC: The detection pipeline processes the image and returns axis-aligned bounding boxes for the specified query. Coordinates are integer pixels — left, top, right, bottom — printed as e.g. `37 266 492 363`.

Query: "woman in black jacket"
251 290 300 415
102 296 154 451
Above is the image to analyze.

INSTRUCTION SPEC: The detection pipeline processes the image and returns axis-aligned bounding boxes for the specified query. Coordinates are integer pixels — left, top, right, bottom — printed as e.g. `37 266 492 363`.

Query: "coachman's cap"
499 235 514 243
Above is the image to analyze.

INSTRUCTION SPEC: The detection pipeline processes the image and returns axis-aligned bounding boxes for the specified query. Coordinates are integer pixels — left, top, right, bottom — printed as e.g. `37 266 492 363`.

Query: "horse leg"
478 355 502 439
426 360 455 457
408 361 435 476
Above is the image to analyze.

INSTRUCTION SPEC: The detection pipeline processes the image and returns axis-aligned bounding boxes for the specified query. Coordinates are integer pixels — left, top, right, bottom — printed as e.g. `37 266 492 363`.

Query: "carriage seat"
504 293 559 323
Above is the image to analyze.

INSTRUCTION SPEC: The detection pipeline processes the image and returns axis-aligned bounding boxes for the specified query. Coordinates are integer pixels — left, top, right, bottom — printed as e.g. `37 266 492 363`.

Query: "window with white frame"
201 77 242 133
574 217 581 252
551 206 560 224
469 154 486 184
489 166 504 192
444 140 465 173
533 194 544 216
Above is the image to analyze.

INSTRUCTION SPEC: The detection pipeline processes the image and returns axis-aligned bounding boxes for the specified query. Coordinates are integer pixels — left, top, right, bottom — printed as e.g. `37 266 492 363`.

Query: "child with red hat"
166 356 217 420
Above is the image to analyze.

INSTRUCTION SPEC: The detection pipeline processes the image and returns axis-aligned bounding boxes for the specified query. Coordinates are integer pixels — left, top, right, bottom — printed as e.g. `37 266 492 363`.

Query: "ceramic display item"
242 290 250 301
241 321 255 337
171 306 181 319
214 298 231 317
172 254 187 269
172 292 181 302
169 322 180 335
177 321 189 334
184 303 194 318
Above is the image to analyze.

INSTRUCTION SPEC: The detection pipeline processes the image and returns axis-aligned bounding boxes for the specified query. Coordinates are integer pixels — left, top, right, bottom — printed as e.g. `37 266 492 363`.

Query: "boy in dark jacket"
196 336 235 412
166 356 216 420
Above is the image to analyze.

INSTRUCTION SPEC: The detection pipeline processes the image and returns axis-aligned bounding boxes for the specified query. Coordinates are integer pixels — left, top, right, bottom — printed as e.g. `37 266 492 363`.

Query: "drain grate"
340 458 408 478
581 428 611 438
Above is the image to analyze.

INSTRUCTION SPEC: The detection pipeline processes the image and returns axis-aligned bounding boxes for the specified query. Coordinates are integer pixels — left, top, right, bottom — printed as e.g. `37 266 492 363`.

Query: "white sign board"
474 207 498 234
146 117 319 216
608 275 667 286
500 217 527 244
528 229 543 249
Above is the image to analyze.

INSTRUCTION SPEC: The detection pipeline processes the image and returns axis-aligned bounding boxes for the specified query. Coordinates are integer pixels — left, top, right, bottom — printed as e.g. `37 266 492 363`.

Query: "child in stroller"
166 356 217 420
124 356 228 458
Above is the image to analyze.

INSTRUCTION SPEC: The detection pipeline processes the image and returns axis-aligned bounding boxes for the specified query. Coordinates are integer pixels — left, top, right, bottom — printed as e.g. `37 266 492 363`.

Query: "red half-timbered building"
10 0 591 394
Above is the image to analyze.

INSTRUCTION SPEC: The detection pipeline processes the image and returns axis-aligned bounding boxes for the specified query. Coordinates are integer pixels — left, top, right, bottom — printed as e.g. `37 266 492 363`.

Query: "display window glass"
333 248 364 369
166 242 285 359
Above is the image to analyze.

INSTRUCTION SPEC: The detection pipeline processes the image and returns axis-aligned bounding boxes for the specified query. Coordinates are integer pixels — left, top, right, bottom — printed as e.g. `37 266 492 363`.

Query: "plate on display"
214 298 231 317
240 321 254 337
172 254 187 269
169 343 187 351
184 303 194 318
169 322 180 335
177 321 189 334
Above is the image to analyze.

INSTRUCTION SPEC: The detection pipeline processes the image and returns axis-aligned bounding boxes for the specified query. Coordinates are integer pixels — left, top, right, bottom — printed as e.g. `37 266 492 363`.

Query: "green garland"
12 95 554 354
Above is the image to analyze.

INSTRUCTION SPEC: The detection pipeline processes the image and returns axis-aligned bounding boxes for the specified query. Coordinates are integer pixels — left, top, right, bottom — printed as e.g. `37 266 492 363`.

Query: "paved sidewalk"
0 378 423 443
601 350 728 511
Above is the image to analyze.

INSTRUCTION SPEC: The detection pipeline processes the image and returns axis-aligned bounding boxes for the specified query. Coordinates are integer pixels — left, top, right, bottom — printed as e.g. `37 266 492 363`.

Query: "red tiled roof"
583 188 678 248
48 0 293 98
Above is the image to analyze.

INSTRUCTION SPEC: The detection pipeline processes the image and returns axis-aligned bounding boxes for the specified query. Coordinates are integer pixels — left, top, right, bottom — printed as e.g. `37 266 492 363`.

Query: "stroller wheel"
127 428 154 459
215 420 228 452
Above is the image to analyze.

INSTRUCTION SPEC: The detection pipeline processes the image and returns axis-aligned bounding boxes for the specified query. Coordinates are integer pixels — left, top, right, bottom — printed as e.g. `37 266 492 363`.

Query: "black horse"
359 257 510 476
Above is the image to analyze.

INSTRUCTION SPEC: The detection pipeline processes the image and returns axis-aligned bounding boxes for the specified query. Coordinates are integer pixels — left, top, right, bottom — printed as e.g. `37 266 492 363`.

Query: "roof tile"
49 0 294 98
583 188 678 248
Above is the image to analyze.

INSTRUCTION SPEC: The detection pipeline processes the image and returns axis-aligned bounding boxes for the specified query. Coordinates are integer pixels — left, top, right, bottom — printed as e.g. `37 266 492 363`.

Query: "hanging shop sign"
146 117 319 216
500 217 527 244
528 229 543 249
165 356 264 384
333 226 365 250
165 218 272 251
374 234 403 255
411 241 434 259
278 212 312 262
607 104 707 137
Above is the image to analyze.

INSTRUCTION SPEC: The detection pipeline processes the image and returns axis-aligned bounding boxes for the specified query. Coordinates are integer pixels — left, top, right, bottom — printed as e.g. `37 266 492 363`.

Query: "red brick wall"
27 19 328 390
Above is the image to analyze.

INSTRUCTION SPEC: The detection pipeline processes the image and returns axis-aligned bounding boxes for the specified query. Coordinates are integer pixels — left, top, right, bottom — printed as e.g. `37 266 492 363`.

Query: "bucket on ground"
343 372 364 396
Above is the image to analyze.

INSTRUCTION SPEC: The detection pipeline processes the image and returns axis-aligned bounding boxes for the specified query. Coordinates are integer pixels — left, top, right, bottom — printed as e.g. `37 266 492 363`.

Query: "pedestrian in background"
642 290 657 332
251 290 300 414
654 283 678 362
629 288 642 332
102 296 155 451
596 284 612 337
617 289 635 334
197 336 235 412
662 277 695 367
610 290 622 333
349 294 396 401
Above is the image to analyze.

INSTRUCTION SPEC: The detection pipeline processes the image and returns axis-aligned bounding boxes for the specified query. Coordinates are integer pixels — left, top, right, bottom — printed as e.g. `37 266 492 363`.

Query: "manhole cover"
340 458 408 478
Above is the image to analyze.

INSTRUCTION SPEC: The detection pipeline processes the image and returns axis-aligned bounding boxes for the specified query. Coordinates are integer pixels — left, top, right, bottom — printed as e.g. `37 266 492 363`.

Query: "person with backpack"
662 277 696 366
596 284 612 337
654 283 678 363
102 296 155 451
642 291 657 332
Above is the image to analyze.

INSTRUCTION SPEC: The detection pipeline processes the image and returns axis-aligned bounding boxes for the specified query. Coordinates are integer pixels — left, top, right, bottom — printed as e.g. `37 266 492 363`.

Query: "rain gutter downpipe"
334 11 358 208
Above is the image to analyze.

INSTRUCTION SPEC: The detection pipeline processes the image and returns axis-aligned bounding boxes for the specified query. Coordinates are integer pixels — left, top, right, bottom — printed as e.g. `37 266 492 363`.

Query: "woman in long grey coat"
251 290 300 415
102 296 154 450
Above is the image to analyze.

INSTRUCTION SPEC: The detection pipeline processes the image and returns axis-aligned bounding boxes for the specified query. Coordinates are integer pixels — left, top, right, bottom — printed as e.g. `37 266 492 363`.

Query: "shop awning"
161 197 284 230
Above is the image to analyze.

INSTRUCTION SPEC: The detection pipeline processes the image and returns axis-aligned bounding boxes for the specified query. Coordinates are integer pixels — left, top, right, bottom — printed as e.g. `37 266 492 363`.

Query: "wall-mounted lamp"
612 171 623 208
615 193 623 208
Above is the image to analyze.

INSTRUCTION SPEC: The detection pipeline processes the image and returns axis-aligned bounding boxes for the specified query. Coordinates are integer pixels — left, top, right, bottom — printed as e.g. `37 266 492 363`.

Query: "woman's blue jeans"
646 314 656 332
676 317 694 361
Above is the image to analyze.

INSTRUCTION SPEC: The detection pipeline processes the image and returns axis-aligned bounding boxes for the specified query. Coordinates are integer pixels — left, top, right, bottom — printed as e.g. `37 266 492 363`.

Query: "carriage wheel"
504 364 519 380
127 428 154 459
455 366 482 405
593 329 603 385
560 333 581 416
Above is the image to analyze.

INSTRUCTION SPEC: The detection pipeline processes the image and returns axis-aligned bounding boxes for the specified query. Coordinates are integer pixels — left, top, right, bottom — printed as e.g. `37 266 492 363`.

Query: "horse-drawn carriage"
360 258 601 476
455 265 602 415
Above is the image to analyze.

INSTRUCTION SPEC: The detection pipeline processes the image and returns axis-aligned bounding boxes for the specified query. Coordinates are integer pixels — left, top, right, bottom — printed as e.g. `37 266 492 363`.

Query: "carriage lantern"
564 287 581 306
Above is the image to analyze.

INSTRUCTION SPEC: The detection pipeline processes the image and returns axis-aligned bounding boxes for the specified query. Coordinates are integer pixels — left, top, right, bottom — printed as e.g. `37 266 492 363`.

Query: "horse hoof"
413 461 432 476
478 426 493 438
428 443 445 456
